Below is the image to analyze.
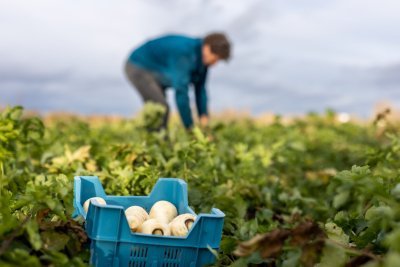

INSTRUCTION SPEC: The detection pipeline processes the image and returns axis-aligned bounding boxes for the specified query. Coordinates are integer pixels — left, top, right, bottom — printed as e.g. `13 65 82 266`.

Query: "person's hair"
203 32 231 61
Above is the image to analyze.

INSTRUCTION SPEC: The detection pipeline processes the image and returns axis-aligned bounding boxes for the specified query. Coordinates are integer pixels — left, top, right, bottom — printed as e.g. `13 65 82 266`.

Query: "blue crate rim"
73 175 225 240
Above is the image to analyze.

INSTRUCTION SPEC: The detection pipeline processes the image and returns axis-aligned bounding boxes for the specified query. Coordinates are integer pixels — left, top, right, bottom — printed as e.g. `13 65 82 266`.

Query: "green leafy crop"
1 106 400 267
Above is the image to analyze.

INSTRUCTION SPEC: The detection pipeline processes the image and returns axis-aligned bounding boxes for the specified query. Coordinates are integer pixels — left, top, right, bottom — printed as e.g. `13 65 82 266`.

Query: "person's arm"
194 68 209 127
171 57 193 129
174 85 193 129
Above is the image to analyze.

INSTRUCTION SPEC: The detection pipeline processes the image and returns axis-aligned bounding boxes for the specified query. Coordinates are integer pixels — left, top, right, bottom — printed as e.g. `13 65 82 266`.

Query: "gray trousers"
124 61 169 128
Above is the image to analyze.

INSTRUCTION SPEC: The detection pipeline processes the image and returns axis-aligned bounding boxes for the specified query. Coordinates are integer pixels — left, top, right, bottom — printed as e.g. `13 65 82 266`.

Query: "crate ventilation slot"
129 246 148 267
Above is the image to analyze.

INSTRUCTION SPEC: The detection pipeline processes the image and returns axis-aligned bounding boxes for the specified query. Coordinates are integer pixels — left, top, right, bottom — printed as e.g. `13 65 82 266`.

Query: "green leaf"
365 206 394 221
384 228 400 253
40 249 69 265
41 231 70 251
229 258 249 267
318 243 347 267
391 183 400 200
8 106 23 121
333 190 350 209
2 248 41 267
220 236 238 254
383 252 400 267
282 249 302 267
192 127 208 144
25 220 42 251
325 222 349 245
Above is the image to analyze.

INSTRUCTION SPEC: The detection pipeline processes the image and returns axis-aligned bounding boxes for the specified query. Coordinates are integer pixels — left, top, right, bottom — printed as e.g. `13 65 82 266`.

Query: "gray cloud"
1 0 400 118
0 66 72 84
370 63 400 90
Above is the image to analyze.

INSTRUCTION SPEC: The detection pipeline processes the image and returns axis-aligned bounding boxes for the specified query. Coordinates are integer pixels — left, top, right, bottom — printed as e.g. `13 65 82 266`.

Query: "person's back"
129 35 204 89
124 33 231 129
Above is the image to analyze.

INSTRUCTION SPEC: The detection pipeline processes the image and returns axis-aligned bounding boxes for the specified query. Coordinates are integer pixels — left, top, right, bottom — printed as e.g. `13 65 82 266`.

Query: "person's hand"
199 115 209 128
199 115 214 141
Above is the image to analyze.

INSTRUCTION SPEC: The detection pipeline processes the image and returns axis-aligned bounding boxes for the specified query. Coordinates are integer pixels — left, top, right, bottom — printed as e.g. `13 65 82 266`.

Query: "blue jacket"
128 35 208 128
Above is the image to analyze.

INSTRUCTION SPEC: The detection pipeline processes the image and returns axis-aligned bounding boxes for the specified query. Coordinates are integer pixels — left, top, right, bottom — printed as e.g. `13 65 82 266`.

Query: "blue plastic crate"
73 176 225 267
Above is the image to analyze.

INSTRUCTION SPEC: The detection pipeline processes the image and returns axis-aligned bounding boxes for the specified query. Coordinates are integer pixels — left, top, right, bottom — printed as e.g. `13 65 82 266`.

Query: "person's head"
202 32 231 66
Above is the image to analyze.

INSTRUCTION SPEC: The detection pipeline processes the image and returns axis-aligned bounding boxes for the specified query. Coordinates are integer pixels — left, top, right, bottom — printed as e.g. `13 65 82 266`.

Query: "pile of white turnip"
83 198 196 237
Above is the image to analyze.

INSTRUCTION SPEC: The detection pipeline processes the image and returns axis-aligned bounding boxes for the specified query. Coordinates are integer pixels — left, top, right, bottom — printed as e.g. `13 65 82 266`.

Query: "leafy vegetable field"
1 105 400 267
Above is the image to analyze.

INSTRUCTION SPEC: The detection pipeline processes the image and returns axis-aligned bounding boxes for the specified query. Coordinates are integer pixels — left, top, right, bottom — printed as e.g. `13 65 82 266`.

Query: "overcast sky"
1 0 400 117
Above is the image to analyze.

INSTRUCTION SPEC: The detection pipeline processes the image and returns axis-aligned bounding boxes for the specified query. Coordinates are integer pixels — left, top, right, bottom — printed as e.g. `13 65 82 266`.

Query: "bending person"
124 32 231 129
